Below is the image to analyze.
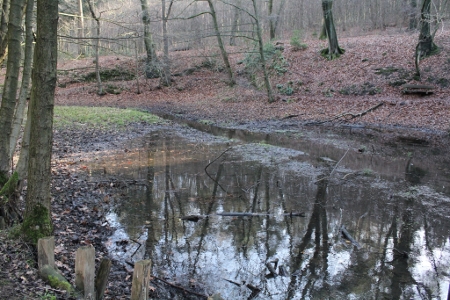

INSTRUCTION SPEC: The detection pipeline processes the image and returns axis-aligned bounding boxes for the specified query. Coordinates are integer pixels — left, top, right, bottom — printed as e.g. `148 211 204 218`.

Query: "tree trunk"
22 0 58 244
0 0 26 176
269 0 275 40
229 2 239 46
87 0 104 95
78 0 85 56
415 0 439 78
140 0 160 79
160 0 172 86
409 0 418 30
9 0 35 162
0 0 10 65
251 0 274 103
321 0 344 60
207 0 235 86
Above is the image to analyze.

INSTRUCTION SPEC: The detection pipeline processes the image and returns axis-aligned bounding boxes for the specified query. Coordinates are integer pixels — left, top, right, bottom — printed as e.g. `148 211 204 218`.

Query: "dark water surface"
88 126 450 299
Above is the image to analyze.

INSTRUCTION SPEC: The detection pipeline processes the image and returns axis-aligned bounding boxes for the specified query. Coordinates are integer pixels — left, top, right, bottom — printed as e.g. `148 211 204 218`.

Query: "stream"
87 121 450 299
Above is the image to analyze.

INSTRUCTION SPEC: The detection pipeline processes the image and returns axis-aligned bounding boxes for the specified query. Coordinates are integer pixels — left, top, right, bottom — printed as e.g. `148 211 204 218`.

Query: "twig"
330 148 349 177
305 102 384 125
152 276 209 299
204 147 231 192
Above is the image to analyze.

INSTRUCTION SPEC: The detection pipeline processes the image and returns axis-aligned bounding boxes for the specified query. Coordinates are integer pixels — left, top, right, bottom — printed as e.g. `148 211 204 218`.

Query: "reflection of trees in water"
123 133 450 299
286 170 330 299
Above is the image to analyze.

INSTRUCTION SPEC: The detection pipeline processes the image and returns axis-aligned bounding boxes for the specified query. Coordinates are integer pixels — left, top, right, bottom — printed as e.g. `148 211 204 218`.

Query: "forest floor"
1 29 450 299
55 28 450 144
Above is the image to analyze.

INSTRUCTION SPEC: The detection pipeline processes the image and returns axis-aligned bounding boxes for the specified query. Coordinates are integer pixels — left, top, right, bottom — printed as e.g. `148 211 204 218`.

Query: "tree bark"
87 0 104 95
0 0 26 176
0 0 10 65
251 0 274 103
140 0 160 79
9 0 35 162
321 0 344 60
415 0 439 77
160 0 172 86
22 0 58 244
207 0 235 85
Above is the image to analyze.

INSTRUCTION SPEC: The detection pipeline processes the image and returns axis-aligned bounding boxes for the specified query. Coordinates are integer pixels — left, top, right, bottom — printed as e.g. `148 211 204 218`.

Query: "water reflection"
89 130 450 299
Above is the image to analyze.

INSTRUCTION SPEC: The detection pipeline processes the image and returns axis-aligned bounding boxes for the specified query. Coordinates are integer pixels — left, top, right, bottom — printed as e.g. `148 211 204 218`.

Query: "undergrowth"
54 106 161 129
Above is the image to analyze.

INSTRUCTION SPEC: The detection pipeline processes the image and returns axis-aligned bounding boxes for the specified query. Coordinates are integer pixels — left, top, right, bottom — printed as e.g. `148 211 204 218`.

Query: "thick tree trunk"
207 0 235 86
0 0 26 176
23 0 58 244
9 0 35 162
415 0 439 77
321 0 344 60
140 0 160 79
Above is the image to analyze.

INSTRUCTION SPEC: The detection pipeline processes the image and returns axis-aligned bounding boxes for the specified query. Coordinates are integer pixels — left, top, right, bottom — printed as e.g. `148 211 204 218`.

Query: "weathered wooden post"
131 260 152 300
37 236 55 270
95 258 112 300
75 245 96 299
37 236 74 294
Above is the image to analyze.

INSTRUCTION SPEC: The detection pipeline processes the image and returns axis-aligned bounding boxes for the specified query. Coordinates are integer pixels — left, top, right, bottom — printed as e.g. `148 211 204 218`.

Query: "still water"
89 127 450 299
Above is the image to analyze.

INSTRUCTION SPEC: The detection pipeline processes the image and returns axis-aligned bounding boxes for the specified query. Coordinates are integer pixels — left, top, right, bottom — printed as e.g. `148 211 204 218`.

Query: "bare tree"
87 0 104 95
320 0 344 60
160 0 173 86
415 0 440 78
140 0 160 78
207 0 235 85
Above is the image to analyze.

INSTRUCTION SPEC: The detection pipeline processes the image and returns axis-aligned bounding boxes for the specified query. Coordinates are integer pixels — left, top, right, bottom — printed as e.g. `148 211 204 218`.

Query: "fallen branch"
305 102 384 126
204 147 231 193
152 276 209 299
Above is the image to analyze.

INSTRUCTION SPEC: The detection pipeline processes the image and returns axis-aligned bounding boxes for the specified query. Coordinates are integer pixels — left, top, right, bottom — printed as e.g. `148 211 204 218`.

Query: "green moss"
48 275 72 292
0 171 7 186
22 203 53 244
0 172 18 199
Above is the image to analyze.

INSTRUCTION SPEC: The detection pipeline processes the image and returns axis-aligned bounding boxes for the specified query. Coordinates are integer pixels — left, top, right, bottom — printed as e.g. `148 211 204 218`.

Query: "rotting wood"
341 226 361 249
401 84 434 95
95 258 111 300
131 260 152 300
40 264 75 294
75 245 96 299
38 236 55 271
305 102 384 125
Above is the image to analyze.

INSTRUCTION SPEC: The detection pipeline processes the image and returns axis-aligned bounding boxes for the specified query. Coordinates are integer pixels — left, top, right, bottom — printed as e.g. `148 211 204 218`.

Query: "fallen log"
341 226 361 249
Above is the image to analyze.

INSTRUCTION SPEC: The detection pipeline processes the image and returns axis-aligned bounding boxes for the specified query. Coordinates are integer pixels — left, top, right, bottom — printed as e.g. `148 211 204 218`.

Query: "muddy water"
89 126 450 299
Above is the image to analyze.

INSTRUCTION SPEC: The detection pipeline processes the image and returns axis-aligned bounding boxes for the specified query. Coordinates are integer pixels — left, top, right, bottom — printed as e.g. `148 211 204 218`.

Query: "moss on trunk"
22 203 52 244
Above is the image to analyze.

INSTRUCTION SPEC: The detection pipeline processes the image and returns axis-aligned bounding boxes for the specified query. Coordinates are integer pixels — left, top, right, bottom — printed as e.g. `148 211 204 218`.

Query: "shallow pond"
88 124 450 299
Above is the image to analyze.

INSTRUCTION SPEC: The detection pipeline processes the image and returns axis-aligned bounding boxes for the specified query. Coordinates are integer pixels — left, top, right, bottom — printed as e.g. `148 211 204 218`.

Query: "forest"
0 0 450 299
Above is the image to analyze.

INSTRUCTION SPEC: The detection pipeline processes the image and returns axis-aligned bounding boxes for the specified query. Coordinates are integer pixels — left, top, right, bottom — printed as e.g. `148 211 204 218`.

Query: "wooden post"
75 245 96 299
37 236 55 271
131 260 152 300
95 258 111 300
